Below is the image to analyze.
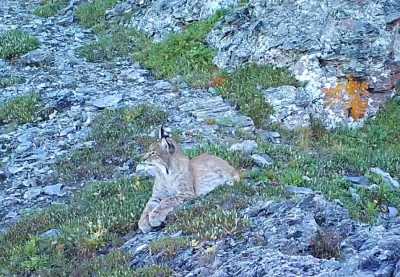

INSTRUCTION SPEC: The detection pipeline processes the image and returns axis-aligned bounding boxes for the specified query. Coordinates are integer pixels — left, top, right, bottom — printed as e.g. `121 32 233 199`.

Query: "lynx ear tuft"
161 137 176 155
160 125 171 139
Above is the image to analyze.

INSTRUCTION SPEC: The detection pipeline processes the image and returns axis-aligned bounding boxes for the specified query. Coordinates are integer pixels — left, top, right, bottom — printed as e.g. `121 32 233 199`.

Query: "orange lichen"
209 76 228 88
323 77 369 120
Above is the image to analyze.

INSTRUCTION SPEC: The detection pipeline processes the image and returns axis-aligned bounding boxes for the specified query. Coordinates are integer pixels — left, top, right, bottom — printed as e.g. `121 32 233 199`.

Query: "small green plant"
149 237 191 258
33 0 68 17
256 99 400 223
310 230 342 259
9 237 50 272
79 27 151 62
0 93 41 125
0 178 152 275
167 183 253 241
218 64 298 127
0 75 25 88
56 104 167 182
134 11 226 87
0 30 40 60
169 205 248 241
75 0 119 31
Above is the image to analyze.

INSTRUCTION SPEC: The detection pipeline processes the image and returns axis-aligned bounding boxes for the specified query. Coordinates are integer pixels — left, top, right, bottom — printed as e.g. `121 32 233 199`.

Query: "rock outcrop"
109 0 400 128
123 193 400 276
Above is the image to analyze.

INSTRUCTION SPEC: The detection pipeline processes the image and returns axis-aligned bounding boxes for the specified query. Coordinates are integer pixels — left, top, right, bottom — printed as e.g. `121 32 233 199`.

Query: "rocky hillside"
0 0 399 276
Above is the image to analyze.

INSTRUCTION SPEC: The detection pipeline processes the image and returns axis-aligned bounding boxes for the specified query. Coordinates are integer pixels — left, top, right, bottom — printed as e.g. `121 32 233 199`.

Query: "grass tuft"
258 99 400 223
0 75 25 88
0 178 153 275
134 10 226 87
0 30 40 60
218 64 298 127
310 230 342 259
149 237 191 258
0 93 41 125
33 0 68 17
75 0 119 31
167 183 254 241
79 27 151 62
56 104 167 182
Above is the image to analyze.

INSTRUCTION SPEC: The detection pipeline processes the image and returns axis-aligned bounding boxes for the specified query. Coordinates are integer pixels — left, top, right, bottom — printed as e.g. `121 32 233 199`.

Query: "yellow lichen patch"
324 77 369 120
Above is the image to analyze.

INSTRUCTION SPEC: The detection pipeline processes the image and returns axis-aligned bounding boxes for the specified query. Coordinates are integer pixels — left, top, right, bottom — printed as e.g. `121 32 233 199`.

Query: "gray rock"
245 200 273 217
251 154 273 168
345 176 370 188
258 130 281 144
388 207 399 218
39 228 61 240
4 211 18 220
91 94 123 108
394 260 400 277
207 0 399 128
370 167 400 189
23 187 42 200
108 0 240 41
263 85 315 129
0 170 6 183
42 184 64 197
229 140 258 154
19 49 54 66
286 186 314 195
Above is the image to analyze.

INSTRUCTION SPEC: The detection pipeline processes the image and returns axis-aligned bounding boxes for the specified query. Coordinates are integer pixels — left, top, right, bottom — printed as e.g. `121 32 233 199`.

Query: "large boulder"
207 0 400 128
107 0 239 41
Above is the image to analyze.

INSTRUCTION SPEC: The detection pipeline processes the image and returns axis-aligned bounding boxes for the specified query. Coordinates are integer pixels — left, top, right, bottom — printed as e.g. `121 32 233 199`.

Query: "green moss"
0 178 152 275
0 75 25 88
56 104 167 182
0 93 41 125
134 11 226 87
218 64 298 127
167 183 253 241
0 30 40 60
149 237 191 258
33 0 68 17
79 27 151 62
75 0 119 31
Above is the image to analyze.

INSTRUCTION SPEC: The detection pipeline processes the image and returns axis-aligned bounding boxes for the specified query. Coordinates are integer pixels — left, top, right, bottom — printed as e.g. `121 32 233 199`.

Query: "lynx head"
136 126 180 176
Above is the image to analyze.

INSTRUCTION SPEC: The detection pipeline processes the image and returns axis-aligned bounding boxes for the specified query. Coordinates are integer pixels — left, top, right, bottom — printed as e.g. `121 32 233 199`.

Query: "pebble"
251 154 273 168
229 140 258 154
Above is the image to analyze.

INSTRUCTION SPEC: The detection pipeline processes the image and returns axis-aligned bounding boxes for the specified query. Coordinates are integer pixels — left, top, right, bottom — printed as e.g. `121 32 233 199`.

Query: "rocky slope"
1 0 400 276
0 0 252 234
109 0 400 129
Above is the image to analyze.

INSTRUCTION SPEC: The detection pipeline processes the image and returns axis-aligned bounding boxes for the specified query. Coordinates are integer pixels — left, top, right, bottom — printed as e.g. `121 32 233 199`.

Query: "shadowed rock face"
208 0 398 82
207 0 400 128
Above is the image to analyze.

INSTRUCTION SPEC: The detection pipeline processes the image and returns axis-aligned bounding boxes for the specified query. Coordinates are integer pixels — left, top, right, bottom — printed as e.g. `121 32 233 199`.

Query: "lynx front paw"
148 213 164 227
138 215 152 233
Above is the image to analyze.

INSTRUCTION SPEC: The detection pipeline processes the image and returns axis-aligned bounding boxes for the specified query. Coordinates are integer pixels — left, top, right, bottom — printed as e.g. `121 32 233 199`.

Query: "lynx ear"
159 125 171 139
161 137 176 155
159 126 168 139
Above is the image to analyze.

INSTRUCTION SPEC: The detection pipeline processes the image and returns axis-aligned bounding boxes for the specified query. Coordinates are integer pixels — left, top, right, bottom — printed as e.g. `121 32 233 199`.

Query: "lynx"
137 127 240 233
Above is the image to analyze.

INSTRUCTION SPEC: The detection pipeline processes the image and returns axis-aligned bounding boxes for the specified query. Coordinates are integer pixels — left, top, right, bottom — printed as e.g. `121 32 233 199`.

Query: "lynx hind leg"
148 198 180 228
138 199 159 233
